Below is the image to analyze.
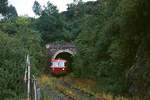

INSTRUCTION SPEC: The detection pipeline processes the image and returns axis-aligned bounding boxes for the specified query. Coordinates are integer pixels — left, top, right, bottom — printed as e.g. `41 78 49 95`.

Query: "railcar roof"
51 59 66 62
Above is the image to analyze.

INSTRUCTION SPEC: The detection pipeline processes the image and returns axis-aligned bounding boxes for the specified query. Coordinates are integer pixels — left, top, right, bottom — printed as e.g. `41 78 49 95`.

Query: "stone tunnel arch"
52 49 75 71
52 49 74 59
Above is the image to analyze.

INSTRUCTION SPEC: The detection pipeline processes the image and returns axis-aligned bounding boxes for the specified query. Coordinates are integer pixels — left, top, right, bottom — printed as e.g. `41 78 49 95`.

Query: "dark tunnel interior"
55 52 73 70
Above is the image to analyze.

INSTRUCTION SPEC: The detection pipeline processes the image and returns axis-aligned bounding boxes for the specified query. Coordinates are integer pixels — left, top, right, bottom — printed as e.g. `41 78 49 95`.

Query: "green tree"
32 1 42 16
6 5 18 19
73 0 150 97
0 0 8 15
0 32 25 98
0 16 43 99
32 1 64 43
42 1 58 16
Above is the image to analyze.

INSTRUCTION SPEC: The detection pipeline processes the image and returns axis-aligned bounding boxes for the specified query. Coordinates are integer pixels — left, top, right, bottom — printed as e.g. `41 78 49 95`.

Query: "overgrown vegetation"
72 0 150 98
0 0 150 99
0 1 43 98
0 17 43 99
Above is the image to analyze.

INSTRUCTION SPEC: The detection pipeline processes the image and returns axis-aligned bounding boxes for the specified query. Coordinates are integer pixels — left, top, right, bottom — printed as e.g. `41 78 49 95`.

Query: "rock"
127 34 150 96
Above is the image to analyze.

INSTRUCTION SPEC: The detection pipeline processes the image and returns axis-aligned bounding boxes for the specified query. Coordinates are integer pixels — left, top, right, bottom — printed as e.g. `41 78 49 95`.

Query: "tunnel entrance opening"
55 52 73 72
50 49 75 76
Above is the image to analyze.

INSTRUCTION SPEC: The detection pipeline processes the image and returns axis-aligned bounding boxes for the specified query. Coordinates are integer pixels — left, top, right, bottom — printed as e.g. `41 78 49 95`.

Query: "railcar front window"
52 62 58 67
58 61 65 68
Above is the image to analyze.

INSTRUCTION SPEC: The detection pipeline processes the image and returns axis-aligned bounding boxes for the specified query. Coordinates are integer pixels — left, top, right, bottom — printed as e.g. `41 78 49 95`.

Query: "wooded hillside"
0 0 150 99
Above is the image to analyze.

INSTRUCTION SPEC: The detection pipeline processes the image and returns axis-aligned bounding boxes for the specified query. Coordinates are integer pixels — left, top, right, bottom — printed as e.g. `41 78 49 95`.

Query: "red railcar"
50 59 70 75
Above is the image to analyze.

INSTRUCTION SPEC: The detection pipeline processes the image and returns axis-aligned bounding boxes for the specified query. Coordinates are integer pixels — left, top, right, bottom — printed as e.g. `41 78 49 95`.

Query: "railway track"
42 85 74 100
40 76 104 100
55 79 104 100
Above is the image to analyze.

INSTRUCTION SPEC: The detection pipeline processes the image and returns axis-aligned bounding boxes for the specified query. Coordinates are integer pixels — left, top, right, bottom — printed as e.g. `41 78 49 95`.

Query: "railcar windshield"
53 62 58 67
51 59 66 68
58 61 65 68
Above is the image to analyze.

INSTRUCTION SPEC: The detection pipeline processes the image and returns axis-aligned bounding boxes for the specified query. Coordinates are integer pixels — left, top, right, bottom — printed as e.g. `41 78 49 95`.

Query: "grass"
55 83 77 99
38 74 142 100
38 75 57 88
60 76 142 100
38 75 56 100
